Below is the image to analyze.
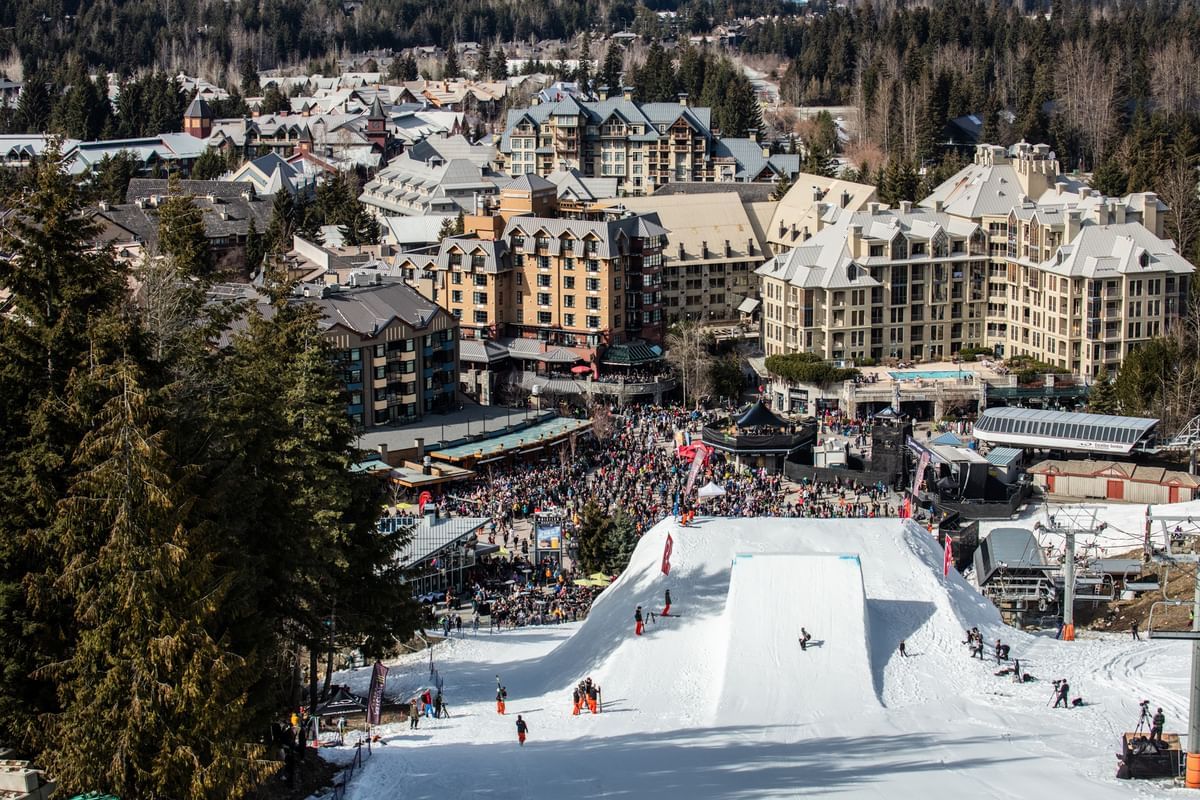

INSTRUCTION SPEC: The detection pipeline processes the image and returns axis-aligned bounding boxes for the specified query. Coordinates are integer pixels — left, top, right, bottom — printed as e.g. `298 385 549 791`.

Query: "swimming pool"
889 370 969 381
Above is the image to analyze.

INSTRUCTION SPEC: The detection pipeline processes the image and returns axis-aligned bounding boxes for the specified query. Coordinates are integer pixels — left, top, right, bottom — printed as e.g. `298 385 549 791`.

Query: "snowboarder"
572 687 581 716
799 627 811 651
516 715 529 746
497 686 507 715
663 589 672 616
899 640 908 657
635 605 644 636
1053 679 1071 708
1131 621 1141 641
1151 708 1165 743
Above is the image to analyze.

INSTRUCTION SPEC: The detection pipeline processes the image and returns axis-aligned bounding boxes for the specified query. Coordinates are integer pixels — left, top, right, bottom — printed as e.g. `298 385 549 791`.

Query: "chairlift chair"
1146 599 1200 640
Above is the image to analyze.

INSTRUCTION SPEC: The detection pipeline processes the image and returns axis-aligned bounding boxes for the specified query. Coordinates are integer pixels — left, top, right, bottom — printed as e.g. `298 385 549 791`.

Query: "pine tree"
266 188 302 254
240 60 260 97
600 44 623 95
0 140 131 752
192 148 227 180
245 217 265 273
575 501 615 574
576 32 592 95
91 151 141 204
477 41 491 80
490 48 508 81
444 44 461 79
15 72 51 133
45 358 266 800
157 173 214 277
1087 367 1120 414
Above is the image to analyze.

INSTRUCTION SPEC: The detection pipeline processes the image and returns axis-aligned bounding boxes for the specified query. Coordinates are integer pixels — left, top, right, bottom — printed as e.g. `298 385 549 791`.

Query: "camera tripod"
1134 702 1152 734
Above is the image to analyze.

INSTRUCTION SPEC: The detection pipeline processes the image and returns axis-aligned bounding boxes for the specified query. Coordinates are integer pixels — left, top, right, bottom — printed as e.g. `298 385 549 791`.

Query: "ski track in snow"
327 516 1192 800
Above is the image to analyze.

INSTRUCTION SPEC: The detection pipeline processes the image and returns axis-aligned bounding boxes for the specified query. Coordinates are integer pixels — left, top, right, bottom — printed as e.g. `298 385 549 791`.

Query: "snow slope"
717 553 878 725
331 517 1189 800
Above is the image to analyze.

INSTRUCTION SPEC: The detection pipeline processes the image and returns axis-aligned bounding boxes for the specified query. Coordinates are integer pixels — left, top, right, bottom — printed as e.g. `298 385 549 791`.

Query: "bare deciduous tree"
1056 41 1120 165
665 321 713 408
1151 40 1200 117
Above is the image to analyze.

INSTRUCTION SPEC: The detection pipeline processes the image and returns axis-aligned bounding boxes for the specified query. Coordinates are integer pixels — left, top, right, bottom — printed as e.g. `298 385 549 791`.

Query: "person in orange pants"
497 686 507 714
572 687 581 715
587 685 598 714
635 605 644 636
516 715 528 746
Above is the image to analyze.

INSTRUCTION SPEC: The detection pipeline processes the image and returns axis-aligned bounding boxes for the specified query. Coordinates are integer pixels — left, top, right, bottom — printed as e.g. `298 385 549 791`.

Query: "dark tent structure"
736 399 787 429
313 684 367 718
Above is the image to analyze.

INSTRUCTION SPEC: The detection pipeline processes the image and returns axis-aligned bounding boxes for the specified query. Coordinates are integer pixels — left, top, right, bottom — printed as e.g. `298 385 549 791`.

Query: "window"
473 310 488 323
473 274 487 287
473 291 488 304
538 292 551 306
563 276 575 289
587 315 601 328
537 274 551 288
537 256 550 270
586 296 600 310
451 272 462 285
563 294 575 307
564 313 576 327
564 258 575 271
586 277 601 291
537 311 552 325
451 290 463 303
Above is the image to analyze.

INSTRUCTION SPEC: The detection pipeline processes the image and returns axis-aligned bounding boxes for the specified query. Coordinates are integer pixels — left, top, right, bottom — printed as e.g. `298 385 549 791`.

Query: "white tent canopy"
697 481 727 499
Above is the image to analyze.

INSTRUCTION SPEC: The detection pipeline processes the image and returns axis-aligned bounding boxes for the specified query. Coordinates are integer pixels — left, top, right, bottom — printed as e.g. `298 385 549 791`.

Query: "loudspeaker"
871 423 912 454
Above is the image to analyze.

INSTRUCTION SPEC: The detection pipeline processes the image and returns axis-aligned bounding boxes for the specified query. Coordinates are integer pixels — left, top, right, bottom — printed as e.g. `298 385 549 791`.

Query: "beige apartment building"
429 177 668 359
758 142 1194 376
495 93 799 196
605 192 770 323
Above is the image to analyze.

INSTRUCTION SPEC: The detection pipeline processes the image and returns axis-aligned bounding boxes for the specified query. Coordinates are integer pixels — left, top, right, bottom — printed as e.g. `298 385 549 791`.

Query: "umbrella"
588 572 613 584
571 365 592 375
574 578 608 587
697 481 727 499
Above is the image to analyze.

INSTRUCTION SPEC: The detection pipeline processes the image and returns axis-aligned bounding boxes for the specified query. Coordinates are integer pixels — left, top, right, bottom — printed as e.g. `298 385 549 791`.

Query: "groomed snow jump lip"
715 552 879 725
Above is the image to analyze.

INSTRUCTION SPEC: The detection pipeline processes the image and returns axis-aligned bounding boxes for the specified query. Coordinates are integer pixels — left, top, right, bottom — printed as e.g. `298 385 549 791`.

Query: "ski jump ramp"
716 552 878 724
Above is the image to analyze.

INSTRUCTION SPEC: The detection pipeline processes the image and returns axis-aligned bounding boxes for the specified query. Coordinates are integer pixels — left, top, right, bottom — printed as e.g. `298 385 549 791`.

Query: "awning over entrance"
601 342 663 366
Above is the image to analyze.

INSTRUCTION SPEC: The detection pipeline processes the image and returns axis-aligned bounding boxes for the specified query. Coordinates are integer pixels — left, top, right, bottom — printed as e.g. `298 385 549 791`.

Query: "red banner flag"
366 660 389 725
943 535 953 577
661 533 674 575
418 491 433 514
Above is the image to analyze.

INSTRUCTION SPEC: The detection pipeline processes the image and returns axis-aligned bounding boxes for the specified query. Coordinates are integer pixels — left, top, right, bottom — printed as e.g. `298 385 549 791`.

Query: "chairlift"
1072 572 1116 603
1146 599 1200 640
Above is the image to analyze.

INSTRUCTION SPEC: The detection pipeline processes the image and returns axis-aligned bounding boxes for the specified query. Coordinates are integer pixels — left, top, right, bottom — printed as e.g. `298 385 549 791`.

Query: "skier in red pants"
635 605 644 636
663 589 672 617
516 715 528 746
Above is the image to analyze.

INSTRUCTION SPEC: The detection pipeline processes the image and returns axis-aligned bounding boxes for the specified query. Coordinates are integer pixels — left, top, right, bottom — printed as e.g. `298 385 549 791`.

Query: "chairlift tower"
1035 507 1107 642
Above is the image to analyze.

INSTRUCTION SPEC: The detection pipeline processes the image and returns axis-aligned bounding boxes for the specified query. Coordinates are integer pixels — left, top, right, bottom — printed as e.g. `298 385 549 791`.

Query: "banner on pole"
685 443 710 497
913 450 931 496
661 533 674 575
366 660 389 725
943 535 953 577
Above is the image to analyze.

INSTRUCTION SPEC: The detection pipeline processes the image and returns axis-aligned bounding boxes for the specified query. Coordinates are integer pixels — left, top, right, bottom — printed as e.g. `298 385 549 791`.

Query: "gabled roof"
184 95 212 119
302 282 446 337
1043 222 1193 278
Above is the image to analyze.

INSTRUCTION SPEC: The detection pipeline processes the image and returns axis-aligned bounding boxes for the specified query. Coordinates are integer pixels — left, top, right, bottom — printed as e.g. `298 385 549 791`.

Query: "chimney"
899 200 912 214
678 92 689 107
98 199 110 212
414 437 425 459
724 239 731 257
841 190 850 208
1066 209 1081 242
812 187 822 202
934 200 944 213
678 241 685 260
422 454 432 475
622 86 633 101
531 96 540 106
597 85 609 100
701 240 708 258
378 442 389 462
748 238 755 255
849 224 863 254
868 202 881 215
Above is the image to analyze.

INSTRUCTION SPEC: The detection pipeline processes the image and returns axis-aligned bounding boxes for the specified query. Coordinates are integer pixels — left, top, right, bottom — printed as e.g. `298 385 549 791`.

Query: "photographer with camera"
1052 678 1071 708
